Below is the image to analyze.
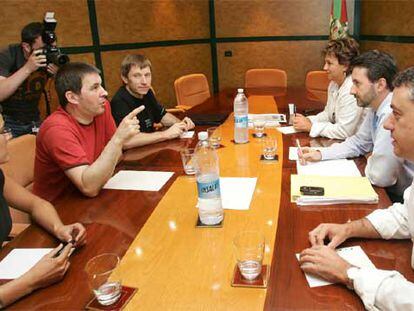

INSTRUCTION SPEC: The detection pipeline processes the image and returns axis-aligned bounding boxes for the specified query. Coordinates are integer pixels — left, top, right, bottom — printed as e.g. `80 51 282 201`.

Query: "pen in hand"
296 139 306 165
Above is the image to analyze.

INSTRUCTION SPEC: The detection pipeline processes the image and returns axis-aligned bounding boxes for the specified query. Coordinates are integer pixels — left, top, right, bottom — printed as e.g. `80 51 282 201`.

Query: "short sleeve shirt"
33 101 116 202
110 86 166 132
0 44 48 122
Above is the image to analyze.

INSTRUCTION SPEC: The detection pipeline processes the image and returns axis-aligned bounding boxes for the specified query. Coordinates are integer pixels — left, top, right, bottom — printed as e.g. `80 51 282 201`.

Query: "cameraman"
0 22 58 137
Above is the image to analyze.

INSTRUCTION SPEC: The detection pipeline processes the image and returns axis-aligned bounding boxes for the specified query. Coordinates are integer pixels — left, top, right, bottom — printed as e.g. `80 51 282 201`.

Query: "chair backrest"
0 134 36 227
305 70 330 103
245 68 287 88
0 134 36 187
174 74 210 108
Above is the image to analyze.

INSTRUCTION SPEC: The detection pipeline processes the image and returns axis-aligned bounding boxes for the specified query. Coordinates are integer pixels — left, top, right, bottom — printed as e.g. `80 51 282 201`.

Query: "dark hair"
393 67 414 101
323 37 360 75
55 62 101 108
350 50 397 90
21 22 43 44
121 54 152 78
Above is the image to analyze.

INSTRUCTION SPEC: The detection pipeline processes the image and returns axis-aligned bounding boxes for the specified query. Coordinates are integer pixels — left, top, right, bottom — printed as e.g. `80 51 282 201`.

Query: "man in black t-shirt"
0 22 58 137
111 54 194 147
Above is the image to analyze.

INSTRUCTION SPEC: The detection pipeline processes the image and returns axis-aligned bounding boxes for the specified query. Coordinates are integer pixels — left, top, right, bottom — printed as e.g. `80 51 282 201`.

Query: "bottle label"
197 179 221 199
235 115 248 128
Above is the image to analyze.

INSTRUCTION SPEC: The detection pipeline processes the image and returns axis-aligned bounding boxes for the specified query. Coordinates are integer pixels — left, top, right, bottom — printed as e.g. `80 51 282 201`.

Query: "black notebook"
187 113 229 126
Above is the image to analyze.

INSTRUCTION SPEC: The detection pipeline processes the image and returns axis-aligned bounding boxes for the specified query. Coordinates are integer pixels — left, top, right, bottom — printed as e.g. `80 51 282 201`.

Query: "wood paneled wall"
102 45 212 105
360 1 414 72
1 0 360 115
215 0 329 37
217 41 326 90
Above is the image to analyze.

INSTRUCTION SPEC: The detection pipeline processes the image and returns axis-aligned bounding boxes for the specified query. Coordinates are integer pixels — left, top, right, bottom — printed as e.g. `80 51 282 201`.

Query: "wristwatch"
346 266 360 290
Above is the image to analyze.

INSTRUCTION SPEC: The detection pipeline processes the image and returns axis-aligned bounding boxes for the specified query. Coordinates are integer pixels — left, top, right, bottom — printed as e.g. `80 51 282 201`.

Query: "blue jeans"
3 115 41 138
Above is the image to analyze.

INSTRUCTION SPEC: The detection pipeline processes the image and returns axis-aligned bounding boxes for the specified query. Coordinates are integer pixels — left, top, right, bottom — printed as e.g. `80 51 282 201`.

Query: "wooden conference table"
2 87 413 310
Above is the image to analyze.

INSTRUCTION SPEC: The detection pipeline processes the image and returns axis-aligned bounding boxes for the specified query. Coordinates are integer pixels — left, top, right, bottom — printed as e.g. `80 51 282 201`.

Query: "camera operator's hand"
47 63 59 76
24 49 47 73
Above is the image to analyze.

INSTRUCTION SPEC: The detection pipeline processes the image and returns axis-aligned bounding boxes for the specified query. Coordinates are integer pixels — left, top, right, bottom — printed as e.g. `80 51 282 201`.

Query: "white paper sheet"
220 177 257 210
276 126 297 135
296 159 361 177
289 147 328 161
0 248 53 279
180 131 195 139
296 246 376 287
103 171 174 191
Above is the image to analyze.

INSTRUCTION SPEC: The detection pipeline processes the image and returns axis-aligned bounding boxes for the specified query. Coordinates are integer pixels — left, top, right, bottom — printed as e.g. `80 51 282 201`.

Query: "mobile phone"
300 186 324 196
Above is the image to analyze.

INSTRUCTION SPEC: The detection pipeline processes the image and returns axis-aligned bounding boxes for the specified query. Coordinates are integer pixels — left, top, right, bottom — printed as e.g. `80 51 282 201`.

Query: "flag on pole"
330 0 349 39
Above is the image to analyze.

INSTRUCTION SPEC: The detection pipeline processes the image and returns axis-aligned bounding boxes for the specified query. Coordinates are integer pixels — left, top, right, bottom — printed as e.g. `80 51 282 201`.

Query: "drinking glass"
262 136 277 160
85 253 121 306
207 127 222 148
253 118 266 138
233 231 265 280
180 148 196 175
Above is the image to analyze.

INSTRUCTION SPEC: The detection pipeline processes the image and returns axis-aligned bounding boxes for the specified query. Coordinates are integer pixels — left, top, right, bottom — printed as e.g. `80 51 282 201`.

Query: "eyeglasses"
0 127 12 141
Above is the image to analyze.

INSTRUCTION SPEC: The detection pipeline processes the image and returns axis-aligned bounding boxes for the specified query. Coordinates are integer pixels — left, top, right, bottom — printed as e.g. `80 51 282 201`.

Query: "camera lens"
56 54 70 65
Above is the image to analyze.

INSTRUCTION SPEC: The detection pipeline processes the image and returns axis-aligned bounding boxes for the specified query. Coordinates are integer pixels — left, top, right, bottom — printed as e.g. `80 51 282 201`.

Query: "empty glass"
262 136 277 160
180 148 196 175
207 127 222 148
85 253 121 306
233 231 265 280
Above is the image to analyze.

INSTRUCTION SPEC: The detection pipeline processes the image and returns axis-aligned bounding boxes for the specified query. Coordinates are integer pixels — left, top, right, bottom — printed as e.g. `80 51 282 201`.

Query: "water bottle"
234 88 249 144
194 131 223 225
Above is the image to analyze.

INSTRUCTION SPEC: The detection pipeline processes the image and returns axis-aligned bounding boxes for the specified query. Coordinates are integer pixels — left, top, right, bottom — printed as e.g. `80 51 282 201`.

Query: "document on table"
296 159 361 177
248 113 286 126
220 177 257 210
289 147 328 161
195 178 257 210
0 248 53 279
296 246 376 287
103 171 174 191
276 126 297 135
180 131 195 139
291 174 378 205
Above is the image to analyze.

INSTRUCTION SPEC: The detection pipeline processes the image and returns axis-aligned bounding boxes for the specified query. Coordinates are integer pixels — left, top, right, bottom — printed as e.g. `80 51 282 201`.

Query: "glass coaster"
85 285 137 311
231 264 269 288
252 133 267 138
260 154 278 161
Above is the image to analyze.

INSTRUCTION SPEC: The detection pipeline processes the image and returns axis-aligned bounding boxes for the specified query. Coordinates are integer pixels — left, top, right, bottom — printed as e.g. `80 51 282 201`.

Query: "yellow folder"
291 174 379 205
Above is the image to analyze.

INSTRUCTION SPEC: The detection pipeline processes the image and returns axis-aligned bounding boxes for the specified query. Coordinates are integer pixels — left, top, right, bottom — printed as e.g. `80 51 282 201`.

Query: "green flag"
330 0 349 39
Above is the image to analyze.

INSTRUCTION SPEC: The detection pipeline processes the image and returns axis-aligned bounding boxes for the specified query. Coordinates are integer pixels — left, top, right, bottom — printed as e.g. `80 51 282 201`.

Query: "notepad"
296 246 375 287
103 171 174 191
180 131 194 139
248 113 286 127
0 248 53 279
276 126 297 134
296 159 361 177
291 174 378 205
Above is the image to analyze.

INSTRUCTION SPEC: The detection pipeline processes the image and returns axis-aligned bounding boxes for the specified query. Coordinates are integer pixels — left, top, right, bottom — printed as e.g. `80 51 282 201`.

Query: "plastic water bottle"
234 88 249 143
194 131 223 225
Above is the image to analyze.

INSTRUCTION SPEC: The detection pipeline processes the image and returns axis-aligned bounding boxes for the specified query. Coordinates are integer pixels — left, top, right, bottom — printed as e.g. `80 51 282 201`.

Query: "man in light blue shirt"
300 50 414 199
299 66 414 311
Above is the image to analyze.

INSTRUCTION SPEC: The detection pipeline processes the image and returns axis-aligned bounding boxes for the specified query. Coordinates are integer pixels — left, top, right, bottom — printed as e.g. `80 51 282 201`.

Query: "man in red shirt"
34 62 144 202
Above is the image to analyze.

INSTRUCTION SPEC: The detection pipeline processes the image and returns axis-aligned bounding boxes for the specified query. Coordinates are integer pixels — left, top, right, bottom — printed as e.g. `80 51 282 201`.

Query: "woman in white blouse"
293 38 365 139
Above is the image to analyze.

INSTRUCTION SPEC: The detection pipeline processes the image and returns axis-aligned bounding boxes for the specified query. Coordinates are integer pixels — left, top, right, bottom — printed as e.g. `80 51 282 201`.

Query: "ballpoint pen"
296 139 304 163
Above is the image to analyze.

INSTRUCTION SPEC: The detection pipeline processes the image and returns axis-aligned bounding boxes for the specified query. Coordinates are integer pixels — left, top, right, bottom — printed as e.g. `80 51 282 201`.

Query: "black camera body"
41 12 69 66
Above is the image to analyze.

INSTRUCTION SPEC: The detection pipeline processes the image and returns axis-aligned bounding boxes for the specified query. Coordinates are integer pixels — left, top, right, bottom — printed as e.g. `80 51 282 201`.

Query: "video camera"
41 12 69 66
